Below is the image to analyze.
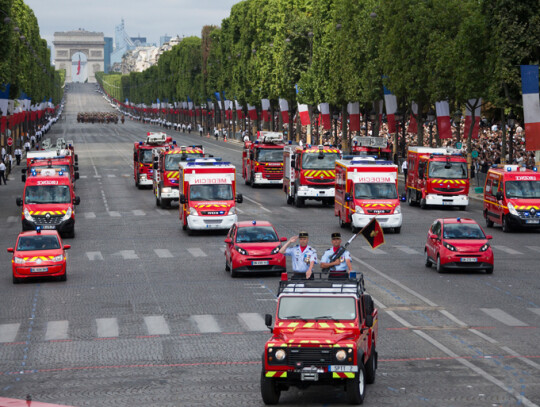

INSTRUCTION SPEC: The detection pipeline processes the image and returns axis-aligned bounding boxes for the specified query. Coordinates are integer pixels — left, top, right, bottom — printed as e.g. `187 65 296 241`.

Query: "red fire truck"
283 145 341 207
23 151 79 186
352 136 392 160
133 132 172 188
153 144 205 208
242 131 285 186
335 157 402 233
261 273 378 405
406 146 469 209
16 168 81 238
179 158 243 233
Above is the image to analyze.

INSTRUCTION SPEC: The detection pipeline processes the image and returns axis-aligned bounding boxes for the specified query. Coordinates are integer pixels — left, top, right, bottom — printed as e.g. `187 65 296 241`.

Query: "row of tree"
97 0 540 155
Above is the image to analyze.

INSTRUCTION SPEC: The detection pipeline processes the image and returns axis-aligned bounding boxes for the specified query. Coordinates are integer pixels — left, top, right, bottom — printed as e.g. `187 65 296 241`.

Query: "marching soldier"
320 232 353 279
279 231 318 279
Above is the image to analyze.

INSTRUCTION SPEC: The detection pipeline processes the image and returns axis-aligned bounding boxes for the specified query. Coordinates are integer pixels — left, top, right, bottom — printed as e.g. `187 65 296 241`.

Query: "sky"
25 0 243 47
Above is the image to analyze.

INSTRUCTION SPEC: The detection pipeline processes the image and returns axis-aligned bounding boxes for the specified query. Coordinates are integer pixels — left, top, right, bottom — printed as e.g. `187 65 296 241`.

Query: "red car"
425 218 494 273
8 229 70 284
224 220 287 277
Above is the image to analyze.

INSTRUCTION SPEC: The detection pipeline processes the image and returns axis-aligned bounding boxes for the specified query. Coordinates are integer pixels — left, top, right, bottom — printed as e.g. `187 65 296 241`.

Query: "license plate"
31 267 48 273
42 225 55 230
526 219 540 224
329 365 358 372
442 201 452 205
460 258 478 262
252 261 269 266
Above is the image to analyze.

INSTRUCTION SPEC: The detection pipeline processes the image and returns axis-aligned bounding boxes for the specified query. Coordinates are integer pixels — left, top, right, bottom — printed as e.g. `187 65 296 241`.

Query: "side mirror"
236 194 243 204
418 170 424 179
345 192 352 202
74 154 78 161
73 196 81 205
74 165 79 171
291 159 296 169
153 162 158 169
496 192 503 201
265 314 273 329
7 248 14 253
16 197 23 206
63 245 71 250
21 168 26 174
75 172 80 180
224 237 232 244
365 315 374 328
133 152 137 161
486 235 493 240
180 194 187 204
21 174 26 182
428 232 437 240
280 236 287 242
400 193 406 202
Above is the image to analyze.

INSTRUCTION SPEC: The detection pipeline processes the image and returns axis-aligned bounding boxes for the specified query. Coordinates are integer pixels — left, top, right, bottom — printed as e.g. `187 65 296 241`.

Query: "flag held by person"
360 217 385 249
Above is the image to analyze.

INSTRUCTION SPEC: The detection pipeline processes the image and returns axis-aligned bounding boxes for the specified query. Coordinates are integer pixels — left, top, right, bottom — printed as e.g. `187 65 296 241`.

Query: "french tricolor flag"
407 102 418 134
347 102 360 132
298 103 310 126
464 98 481 140
261 98 270 122
520 65 540 151
318 103 331 130
383 86 397 133
279 98 289 123
248 104 258 121
435 101 452 139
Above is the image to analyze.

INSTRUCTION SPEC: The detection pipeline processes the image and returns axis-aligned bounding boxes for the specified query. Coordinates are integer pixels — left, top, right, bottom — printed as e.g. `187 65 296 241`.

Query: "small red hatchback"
224 220 287 277
424 217 494 273
8 229 70 284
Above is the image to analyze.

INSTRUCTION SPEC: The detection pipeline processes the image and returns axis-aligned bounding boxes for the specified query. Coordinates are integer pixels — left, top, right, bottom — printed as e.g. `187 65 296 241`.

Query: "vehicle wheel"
436 256 444 273
420 198 427 209
260 370 281 405
365 347 377 384
458 205 467 211
182 222 187 231
12 275 21 284
502 215 512 233
249 172 255 187
286 194 294 205
225 261 230 272
231 268 238 278
394 226 401 234
58 273 67 282
486 265 494 274
294 194 304 208
339 215 350 229
485 213 494 228
155 194 160 207
424 250 432 268
346 361 366 405
407 189 415 206
160 198 170 209
65 229 75 239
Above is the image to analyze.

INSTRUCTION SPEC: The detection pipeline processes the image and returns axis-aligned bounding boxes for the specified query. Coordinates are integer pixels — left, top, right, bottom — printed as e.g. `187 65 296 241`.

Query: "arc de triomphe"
53 30 104 83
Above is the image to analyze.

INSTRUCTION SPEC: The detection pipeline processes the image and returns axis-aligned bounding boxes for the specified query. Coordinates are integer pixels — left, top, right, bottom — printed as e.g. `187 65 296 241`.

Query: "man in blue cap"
320 232 353 279
279 231 317 279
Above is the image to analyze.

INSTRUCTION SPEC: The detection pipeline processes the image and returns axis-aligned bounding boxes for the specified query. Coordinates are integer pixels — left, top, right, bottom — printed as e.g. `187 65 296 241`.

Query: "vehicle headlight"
355 205 365 214
14 257 25 264
189 207 198 216
162 187 172 194
255 173 263 179
53 255 64 261
140 174 147 179
394 205 401 214
62 207 72 221
507 202 518 216
271 245 281 254
228 207 236 215
298 185 308 191
275 349 286 361
235 246 248 255
24 208 34 221
480 243 490 252
335 350 347 362
443 242 457 251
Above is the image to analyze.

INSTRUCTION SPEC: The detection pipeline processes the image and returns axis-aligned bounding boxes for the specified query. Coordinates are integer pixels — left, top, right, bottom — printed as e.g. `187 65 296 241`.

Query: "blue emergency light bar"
186 160 230 166
350 159 393 165
139 141 143 145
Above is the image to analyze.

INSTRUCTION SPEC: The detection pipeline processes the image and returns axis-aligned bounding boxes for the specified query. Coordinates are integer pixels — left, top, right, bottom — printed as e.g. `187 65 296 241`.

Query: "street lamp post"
427 109 435 147
453 110 461 144
393 110 403 164
369 109 377 137
507 110 516 164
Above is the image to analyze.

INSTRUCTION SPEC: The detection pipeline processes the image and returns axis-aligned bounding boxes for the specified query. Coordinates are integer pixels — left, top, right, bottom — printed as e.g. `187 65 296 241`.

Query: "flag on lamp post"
435 101 452 139
520 65 540 151
298 103 310 126
347 102 360 132
235 100 244 120
279 98 289 123
407 102 418 134
464 99 481 140
247 104 258 121
318 103 331 130
383 86 397 133
261 98 270 122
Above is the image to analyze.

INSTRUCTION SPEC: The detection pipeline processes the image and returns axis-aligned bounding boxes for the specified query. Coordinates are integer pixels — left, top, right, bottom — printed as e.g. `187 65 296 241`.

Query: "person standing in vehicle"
279 231 317 279
320 232 353 279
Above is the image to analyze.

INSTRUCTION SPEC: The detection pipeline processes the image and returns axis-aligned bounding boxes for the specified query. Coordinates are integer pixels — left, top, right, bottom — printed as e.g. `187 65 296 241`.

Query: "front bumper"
441 251 493 270
231 255 286 274
440 261 494 271
254 174 283 185
160 187 179 199
264 368 356 385
297 187 335 198
13 262 66 278
23 218 75 234
138 175 153 185
425 194 469 207
508 213 540 228
187 214 237 230
352 213 402 229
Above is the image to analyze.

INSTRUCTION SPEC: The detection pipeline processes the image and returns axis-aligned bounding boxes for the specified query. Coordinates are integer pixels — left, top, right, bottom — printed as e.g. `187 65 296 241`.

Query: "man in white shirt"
0 161 6 184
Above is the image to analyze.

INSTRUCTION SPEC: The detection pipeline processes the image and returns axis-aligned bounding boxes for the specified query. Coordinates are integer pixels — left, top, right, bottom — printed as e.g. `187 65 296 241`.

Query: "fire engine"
133 132 172 188
23 151 79 186
483 165 540 232
179 158 243 233
335 157 402 233
351 136 392 160
406 146 469 209
153 144 205 208
16 168 81 238
261 273 378 405
242 131 285 186
283 145 341 207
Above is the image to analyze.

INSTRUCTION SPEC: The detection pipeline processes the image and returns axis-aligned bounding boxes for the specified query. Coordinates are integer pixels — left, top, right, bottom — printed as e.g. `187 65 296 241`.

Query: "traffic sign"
455 142 462 149
7 137 13 146
472 150 478 158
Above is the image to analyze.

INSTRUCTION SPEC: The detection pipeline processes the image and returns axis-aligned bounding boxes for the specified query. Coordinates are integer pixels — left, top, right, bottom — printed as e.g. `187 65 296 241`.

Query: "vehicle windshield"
25 185 71 204
505 180 540 199
354 182 397 199
139 149 153 164
190 184 233 201
302 153 340 170
17 235 60 251
256 148 283 163
278 296 356 320
165 153 203 170
443 223 486 239
428 161 468 179
236 226 278 243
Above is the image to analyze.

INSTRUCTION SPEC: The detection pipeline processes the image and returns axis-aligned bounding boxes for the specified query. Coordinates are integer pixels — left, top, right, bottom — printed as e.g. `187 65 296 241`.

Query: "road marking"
154 249 173 258
480 308 528 326
280 206 297 213
361 247 386 255
79 175 88 179
155 209 172 216
501 345 540 370
526 246 540 253
187 248 206 257
243 196 272 213
0 323 20 343
86 251 104 261
96 318 119 338
7 216 18 223
528 308 540 317
45 320 69 340
393 245 419 254
238 313 267 331
492 245 522 255
191 315 221 333
114 250 139 260
93 175 102 178
144 316 170 335
108 211 121 217
132 210 145 216
84 212 96 219
107 174 116 178
236 207 244 214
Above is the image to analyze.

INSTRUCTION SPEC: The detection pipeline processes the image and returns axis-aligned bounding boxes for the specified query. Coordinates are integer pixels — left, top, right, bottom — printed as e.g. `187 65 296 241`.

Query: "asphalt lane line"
115 250 139 260
144 316 170 335
393 245 419 255
525 246 540 253
96 318 119 338
154 249 173 258
108 211 121 217
238 313 267 331
45 320 69 341
86 251 104 261
528 308 540 317
361 247 386 255
191 315 221 333
243 196 272 213
187 248 206 257
7 216 17 223
0 323 20 343
492 245 523 255
83 212 96 219
480 308 528 327
132 210 145 216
